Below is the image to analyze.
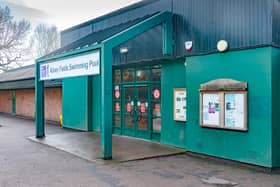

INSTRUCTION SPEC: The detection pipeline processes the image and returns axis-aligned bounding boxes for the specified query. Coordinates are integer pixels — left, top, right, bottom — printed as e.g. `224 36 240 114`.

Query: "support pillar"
100 46 113 159
35 62 45 138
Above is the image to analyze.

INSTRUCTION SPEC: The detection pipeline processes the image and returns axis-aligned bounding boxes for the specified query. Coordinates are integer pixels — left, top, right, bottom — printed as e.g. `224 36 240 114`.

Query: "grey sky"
1 0 142 30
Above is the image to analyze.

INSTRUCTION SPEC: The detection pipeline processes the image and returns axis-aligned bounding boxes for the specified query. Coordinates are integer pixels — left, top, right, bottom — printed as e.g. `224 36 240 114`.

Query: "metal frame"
35 11 173 159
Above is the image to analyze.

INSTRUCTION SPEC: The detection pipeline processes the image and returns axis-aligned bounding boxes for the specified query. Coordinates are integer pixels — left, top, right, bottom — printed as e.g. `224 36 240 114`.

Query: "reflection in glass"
136 69 149 81
125 87 134 101
152 68 161 81
153 118 161 132
138 87 148 101
125 115 134 128
123 69 134 82
114 69 121 83
114 115 121 127
138 116 148 130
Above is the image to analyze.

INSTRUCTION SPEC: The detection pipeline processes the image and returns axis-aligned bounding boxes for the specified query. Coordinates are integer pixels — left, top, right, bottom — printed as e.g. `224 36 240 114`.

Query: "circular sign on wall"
153 89 160 99
115 90 120 99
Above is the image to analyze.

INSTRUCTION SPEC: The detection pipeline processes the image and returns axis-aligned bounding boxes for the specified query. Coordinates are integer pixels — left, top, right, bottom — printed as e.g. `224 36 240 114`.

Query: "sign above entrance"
40 50 100 81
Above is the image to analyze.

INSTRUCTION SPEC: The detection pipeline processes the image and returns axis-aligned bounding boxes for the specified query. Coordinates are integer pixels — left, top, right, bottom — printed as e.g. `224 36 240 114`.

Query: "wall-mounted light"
217 40 228 52
120 47 128 54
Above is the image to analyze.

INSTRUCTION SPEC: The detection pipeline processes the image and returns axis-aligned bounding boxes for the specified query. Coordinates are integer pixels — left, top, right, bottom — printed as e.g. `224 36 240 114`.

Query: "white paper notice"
202 94 220 126
225 94 245 128
174 89 186 121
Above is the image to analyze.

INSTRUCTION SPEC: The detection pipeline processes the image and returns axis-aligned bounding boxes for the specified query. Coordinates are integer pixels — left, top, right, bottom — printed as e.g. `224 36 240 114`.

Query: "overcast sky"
0 0 142 30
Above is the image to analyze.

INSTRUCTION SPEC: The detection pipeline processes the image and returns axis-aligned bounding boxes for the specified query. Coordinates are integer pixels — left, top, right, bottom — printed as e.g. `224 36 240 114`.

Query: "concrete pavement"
0 114 279 187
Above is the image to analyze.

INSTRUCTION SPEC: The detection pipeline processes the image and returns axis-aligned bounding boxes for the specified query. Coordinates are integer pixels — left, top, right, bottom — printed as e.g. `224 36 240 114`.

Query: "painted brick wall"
0 91 12 113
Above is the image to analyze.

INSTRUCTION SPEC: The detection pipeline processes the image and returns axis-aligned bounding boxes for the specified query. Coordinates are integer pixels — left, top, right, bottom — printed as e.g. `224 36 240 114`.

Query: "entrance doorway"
113 65 162 141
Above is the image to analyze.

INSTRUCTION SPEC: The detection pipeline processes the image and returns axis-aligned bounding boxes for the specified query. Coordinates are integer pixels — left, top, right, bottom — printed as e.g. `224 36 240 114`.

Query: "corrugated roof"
0 65 35 82
0 65 62 89
61 0 158 34
42 14 155 59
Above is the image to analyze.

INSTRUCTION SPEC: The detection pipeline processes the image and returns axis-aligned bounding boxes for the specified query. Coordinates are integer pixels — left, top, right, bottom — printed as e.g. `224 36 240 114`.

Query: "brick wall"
45 88 62 122
14 88 62 122
16 89 35 118
0 91 12 113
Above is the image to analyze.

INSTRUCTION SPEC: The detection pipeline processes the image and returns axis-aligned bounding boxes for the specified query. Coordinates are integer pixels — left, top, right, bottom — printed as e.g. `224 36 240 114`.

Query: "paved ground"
29 131 185 162
0 114 280 187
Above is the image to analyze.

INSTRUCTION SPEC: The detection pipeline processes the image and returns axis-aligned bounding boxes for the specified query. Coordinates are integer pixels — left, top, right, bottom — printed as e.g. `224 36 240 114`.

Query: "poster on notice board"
174 88 187 121
224 93 245 128
202 93 220 126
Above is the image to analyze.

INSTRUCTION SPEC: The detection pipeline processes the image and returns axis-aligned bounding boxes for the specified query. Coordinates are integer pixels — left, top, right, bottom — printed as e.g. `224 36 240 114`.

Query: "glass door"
113 66 161 141
123 86 135 136
122 85 150 138
135 86 150 139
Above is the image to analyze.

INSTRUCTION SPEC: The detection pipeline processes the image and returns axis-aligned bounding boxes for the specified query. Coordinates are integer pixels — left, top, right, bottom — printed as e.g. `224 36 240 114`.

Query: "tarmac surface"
0 114 280 187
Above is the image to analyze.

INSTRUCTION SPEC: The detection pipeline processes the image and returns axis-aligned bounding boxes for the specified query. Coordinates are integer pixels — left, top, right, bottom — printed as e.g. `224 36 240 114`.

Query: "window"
199 79 248 131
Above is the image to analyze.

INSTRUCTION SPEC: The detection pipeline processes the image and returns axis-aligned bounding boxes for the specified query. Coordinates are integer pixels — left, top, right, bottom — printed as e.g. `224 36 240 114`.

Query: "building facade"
35 0 280 168
0 65 62 122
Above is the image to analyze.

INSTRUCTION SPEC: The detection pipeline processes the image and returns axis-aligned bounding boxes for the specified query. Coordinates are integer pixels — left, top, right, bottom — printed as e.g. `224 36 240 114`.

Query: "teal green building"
35 0 280 168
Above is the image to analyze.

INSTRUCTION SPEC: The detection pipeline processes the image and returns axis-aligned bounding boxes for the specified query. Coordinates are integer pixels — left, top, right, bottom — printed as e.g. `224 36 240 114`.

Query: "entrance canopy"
35 11 174 159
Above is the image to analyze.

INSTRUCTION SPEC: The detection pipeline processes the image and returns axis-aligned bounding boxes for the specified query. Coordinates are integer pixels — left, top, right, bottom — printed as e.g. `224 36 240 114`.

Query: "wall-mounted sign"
115 90 120 99
174 88 187 122
40 50 100 81
185 41 193 52
202 93 221 126
153 89 160 99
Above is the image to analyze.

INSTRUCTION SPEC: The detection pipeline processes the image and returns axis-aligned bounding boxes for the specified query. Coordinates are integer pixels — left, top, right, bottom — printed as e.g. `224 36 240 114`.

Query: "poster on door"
202 93 220 126
225 93 245 128
115 102 120 112
126 103 132 112
140 103 146 113
174 88 187 121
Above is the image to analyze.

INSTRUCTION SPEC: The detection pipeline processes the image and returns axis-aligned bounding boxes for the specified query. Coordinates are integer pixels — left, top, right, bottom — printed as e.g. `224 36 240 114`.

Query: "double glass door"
123 85 149 138
113 66 162 141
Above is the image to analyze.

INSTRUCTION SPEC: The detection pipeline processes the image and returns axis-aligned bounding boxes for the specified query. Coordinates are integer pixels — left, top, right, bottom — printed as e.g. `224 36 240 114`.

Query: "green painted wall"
272 47 280 167
91 75 101 131
62 75 101 132
161 60 186 148
62 76 89 131
185 47 273 167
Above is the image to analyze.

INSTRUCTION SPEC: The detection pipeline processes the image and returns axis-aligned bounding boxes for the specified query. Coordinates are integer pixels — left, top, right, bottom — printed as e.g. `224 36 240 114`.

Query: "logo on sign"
41 64 49 79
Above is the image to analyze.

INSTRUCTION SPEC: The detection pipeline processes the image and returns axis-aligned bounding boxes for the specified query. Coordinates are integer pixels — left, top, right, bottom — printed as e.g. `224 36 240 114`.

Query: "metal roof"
0 65 35 83
41 14 156 60
0 65 61 89
61 0 159 34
